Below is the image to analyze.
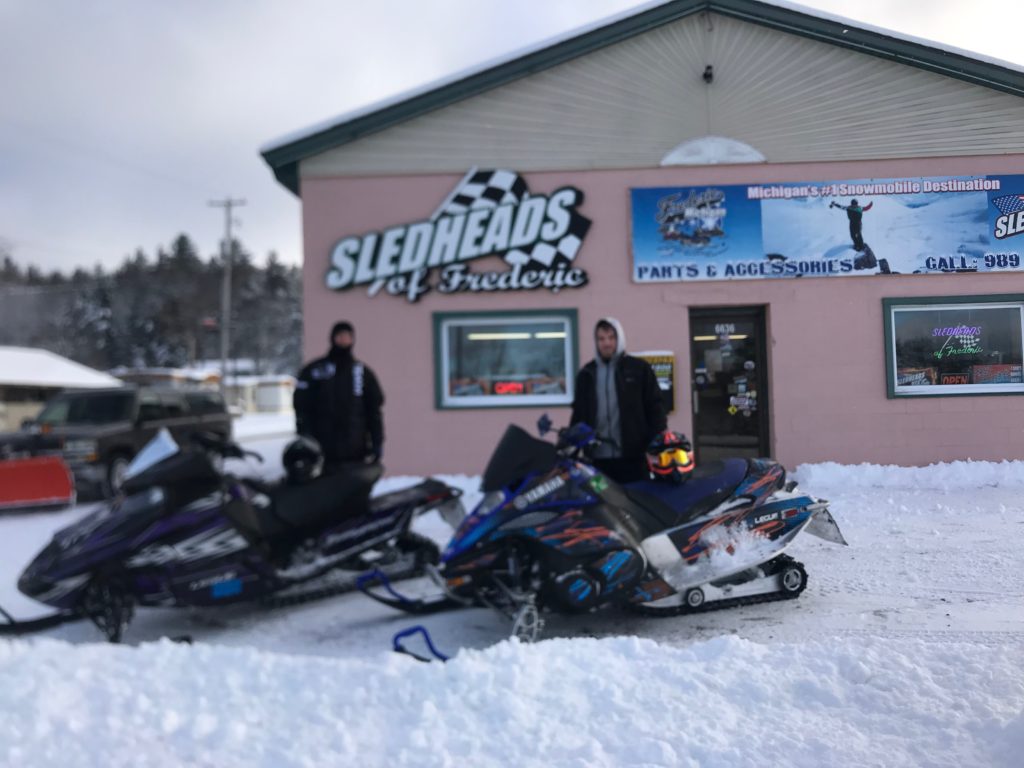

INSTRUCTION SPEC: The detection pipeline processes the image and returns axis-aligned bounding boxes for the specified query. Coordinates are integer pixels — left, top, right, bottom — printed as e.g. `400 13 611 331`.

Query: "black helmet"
282 436 324 484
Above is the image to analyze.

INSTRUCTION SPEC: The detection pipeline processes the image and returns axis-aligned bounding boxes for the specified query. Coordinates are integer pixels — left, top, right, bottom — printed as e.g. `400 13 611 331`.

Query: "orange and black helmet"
646 430 694 483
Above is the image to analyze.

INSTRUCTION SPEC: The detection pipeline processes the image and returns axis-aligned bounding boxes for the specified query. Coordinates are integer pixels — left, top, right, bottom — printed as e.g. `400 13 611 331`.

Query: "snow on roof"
0 346 123 390
261 0 1024 156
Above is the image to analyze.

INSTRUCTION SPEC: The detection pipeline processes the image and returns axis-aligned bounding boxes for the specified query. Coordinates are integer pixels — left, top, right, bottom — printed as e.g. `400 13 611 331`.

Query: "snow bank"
1 634 1020 768
793 459 1024 491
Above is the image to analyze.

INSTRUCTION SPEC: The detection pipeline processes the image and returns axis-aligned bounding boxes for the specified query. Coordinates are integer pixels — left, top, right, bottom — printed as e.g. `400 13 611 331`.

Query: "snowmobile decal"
126 527 249 568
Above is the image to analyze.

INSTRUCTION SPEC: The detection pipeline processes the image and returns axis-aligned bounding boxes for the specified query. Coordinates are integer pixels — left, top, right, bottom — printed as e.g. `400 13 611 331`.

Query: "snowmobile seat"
270 463 382 531
231 464 383 541
623 458 748 531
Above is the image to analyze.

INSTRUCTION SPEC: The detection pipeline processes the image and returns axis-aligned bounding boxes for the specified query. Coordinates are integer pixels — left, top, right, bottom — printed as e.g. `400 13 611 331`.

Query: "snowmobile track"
628 556 807 618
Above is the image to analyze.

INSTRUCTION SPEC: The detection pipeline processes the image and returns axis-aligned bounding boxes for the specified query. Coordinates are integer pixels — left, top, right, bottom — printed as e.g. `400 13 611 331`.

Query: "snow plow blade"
0 456 75 511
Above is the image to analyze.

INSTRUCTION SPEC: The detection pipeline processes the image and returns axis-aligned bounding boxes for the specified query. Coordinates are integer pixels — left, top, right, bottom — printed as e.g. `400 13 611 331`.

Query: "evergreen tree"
0 237 302 374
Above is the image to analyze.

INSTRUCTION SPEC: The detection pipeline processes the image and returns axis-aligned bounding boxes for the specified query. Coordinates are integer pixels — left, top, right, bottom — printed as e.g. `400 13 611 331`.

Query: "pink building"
262 0 1024 475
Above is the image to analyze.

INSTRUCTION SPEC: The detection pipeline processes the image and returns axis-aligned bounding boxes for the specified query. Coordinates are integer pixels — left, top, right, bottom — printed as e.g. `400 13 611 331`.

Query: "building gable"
262 0 1024 193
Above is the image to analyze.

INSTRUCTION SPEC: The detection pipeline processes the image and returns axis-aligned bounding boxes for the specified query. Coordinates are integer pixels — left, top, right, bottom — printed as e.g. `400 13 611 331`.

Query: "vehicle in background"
6 387 231 497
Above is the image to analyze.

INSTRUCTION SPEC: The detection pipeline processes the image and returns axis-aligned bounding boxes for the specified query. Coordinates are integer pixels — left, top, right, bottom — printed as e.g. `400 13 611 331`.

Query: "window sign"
435 311 577 408
884 297 1024 397
634 350 675 413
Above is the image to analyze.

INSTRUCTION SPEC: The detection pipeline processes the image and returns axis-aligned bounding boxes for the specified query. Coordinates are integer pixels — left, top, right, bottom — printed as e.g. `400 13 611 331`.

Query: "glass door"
689 307 770 461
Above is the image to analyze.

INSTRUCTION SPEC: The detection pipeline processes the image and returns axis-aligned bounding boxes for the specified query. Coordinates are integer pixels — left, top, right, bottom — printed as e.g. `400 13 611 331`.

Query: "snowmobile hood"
19 487 169 603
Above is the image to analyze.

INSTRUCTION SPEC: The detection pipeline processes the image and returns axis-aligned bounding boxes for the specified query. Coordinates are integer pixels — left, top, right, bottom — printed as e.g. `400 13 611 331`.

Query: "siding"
303 13 1024 178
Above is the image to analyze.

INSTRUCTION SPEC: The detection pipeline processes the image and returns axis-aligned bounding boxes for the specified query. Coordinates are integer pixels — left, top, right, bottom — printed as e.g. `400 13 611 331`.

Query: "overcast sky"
2 0 1022 273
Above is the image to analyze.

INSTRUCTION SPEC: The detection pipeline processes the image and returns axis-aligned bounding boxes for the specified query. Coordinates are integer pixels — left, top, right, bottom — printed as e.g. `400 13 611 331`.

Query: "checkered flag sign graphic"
440 169 529 213
433 168 590 268
992 194 1024 216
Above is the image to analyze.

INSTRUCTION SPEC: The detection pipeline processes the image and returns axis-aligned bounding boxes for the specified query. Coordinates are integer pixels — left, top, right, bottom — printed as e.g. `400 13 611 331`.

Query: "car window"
183 391 226 415
37 391 136 426
137 394 165 423
160 393 187 418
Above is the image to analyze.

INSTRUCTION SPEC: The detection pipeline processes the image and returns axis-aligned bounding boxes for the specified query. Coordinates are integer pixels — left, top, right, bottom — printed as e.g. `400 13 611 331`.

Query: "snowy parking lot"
1 436 1022 766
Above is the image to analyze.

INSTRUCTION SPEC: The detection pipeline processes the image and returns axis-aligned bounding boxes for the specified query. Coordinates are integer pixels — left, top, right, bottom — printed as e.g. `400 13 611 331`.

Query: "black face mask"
329 343 353 364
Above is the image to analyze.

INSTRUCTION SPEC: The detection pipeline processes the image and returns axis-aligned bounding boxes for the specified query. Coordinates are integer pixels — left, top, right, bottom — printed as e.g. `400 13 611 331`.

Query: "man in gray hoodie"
570 317 667 483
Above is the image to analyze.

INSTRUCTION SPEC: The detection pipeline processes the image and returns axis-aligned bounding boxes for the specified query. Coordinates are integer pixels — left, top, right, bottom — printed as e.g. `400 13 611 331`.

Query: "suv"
23 386 232 496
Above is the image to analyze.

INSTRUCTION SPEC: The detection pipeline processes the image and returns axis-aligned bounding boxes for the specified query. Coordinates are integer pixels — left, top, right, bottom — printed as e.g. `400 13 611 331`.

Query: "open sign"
494 381 526 395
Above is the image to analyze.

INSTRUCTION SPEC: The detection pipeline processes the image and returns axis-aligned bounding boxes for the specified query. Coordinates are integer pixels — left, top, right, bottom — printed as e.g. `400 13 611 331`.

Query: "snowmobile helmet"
646 430 694 483
282 436 324 484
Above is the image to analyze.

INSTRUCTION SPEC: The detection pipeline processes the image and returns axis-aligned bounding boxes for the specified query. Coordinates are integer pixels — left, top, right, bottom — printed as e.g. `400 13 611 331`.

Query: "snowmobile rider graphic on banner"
830 198 873 251
571 317 667 484
830 198 878 271
294 321 384 472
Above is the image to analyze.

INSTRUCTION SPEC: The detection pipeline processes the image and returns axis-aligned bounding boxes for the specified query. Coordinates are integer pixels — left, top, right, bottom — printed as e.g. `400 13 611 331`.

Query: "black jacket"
570 354 666 460
294 351 384 463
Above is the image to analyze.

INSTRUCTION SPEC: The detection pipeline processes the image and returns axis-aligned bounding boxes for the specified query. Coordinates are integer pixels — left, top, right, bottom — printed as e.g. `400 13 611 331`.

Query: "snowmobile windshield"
124 428 179 481
481 424 559 493
36 391 135 426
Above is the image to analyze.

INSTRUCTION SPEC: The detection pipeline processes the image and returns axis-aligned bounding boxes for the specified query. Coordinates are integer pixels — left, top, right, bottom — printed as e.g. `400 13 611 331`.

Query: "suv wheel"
105 453 132 496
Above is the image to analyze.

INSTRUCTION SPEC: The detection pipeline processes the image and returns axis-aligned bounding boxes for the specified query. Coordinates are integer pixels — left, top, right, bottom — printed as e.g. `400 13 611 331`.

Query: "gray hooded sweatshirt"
592 317 626 459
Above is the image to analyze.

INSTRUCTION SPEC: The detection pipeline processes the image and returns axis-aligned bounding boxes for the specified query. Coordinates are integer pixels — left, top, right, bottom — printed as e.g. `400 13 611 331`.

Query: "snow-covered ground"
1 426 1022 766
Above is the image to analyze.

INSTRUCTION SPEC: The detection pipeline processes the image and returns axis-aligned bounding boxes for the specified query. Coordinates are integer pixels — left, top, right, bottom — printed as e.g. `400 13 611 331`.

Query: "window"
37 391 136 425
435 310 578 408
160 393 187 418
138 393 165 422
884 296 1024 397
184 391 226 415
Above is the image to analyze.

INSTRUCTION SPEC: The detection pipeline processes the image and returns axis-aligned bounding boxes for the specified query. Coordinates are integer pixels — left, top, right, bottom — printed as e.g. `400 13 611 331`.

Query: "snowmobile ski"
357 566 468 615
391 625 450 663
0 604 82 636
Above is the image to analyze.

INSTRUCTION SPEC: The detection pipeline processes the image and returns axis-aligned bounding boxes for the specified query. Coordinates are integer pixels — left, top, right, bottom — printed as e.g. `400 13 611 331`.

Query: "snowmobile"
1 429 464 642
360 418 846 643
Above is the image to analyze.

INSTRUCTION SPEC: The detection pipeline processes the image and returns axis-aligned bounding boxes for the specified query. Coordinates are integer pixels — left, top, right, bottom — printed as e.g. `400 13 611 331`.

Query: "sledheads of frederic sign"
324 170 592 303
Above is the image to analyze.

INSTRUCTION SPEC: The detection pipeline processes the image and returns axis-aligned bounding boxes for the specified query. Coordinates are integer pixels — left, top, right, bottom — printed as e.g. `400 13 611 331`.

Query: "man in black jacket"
571 317 666 483
294 321 384 471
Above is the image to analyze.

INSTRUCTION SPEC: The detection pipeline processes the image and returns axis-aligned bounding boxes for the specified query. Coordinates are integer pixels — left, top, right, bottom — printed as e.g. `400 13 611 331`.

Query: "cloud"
0 0 1020 272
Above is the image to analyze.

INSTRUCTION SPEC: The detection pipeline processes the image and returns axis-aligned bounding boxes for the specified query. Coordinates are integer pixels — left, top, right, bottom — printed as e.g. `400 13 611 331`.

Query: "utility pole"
209 196 246 393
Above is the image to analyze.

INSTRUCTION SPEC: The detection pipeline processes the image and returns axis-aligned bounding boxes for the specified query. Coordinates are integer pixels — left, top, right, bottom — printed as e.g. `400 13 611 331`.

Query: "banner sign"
631 174 1024 283
326 168 591 302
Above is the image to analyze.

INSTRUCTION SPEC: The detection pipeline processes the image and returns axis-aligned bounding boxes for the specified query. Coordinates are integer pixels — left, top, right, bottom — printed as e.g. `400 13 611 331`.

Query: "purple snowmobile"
1 429 463 642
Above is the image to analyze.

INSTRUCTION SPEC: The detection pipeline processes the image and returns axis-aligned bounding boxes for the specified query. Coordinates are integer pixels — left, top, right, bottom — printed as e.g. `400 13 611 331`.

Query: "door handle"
692 390 699 414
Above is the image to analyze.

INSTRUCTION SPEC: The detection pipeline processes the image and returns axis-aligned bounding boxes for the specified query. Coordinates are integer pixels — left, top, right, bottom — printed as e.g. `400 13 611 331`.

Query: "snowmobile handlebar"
190 431 264 463
536 415 602 458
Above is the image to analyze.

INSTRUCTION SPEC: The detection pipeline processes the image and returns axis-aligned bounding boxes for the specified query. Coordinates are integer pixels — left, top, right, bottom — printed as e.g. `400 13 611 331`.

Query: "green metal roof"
261 0 1024 196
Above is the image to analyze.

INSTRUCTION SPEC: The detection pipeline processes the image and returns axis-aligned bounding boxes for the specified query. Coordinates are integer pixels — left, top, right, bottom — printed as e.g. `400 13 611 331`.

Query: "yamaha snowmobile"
360 418 846 642
1 429 463 642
